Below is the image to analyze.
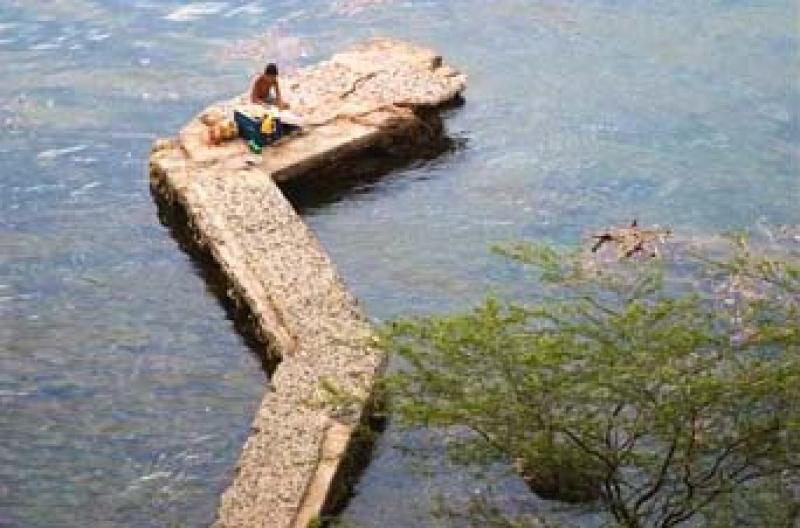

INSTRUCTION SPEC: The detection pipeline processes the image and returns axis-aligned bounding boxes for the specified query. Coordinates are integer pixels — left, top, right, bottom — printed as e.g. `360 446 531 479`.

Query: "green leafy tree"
385 237 800 528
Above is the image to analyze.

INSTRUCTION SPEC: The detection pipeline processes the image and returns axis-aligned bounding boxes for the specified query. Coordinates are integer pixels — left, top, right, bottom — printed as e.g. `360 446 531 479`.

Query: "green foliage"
384 238 800 528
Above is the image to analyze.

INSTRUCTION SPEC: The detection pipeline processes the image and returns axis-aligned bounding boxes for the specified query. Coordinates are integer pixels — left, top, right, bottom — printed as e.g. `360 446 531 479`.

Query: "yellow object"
260 114 275 134
206 119 238 145
220 120 238 140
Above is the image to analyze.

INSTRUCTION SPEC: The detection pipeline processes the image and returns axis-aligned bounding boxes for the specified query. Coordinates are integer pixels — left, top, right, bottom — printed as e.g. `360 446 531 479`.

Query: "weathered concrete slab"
178 38 465 181
149 39 465 528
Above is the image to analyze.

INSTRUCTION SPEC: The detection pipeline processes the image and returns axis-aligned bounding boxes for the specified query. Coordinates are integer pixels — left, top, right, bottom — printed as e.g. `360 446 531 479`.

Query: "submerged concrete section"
149 39 465 528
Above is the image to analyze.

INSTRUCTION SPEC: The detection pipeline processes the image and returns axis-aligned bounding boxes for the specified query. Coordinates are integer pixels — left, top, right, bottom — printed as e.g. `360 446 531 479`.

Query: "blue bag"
234 110 282 147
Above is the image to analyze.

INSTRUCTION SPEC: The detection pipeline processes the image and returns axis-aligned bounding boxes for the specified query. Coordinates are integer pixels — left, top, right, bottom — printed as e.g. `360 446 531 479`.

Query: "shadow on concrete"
151 187 282 378
281 100 467 215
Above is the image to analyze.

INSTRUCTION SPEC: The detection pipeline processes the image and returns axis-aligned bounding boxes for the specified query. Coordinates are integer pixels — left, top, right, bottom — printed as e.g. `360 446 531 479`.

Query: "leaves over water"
385 234 800 527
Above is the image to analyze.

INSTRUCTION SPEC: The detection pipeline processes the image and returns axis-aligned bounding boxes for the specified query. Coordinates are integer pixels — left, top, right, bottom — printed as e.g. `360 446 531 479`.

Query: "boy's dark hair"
264 63 278 76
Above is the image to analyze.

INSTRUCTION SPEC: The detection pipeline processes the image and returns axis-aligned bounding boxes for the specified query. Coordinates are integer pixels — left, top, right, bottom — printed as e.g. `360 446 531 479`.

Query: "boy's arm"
275 80 290 110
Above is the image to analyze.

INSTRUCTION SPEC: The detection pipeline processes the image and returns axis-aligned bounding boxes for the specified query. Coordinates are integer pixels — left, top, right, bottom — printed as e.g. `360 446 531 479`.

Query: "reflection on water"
0 0 797 526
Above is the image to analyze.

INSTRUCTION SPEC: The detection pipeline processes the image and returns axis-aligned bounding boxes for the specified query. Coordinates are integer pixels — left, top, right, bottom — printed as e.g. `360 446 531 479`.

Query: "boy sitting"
249 62 290 110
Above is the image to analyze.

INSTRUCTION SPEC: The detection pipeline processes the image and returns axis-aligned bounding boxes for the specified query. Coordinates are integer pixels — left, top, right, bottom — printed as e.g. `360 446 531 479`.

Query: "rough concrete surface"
149 39 465 528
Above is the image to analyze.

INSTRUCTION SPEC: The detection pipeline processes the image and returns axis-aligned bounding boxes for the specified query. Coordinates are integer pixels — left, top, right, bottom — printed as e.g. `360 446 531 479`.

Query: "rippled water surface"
1 1 797 526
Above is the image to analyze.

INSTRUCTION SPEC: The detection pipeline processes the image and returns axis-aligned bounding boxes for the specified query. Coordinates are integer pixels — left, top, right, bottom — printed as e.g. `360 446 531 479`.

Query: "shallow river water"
1 1 797 526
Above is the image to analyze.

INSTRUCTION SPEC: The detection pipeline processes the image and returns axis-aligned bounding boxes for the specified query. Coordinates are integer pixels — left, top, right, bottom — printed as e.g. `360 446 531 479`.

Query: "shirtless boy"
249 63 290 110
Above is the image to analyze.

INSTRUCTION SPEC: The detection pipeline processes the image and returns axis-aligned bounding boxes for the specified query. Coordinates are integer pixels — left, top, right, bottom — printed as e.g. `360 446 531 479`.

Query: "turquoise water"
1 1 797 526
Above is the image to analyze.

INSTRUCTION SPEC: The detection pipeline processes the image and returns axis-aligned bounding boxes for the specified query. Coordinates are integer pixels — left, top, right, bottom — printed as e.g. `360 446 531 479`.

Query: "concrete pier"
149 39 465 528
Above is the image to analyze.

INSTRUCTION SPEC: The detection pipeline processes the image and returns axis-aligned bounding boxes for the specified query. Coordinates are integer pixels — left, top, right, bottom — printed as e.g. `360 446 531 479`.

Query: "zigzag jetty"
149 39 466 528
